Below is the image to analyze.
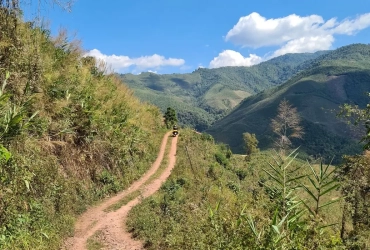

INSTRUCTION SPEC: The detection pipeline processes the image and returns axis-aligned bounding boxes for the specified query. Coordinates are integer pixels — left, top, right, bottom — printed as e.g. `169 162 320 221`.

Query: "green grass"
104 190 142 212
143 135 172 186
126 129 345 249
104 133 173 213
0 9 165 249
86 230 105 250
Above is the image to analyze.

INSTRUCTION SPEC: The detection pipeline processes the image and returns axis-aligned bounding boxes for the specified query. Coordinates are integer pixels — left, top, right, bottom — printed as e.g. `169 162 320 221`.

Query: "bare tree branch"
271 99 304 152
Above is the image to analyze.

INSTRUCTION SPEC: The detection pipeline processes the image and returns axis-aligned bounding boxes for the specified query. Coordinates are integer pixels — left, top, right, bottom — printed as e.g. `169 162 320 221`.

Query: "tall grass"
0 9 165 249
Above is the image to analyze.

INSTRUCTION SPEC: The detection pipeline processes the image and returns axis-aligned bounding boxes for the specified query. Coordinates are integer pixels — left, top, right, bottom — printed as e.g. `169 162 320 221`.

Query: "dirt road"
62 132 178 250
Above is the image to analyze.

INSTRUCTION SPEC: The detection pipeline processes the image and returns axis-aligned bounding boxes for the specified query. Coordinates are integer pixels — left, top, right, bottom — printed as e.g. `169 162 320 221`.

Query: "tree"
338 95 370 247
163 107 178 129
271 99 304 152
338 96 370 150
243 132 259 155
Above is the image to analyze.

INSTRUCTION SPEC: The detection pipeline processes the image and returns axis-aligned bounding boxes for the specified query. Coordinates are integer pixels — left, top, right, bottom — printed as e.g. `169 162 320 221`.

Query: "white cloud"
84 49 185 73
209 50 263 68
272 35 334 57
333 13 370 34
224 12 370 57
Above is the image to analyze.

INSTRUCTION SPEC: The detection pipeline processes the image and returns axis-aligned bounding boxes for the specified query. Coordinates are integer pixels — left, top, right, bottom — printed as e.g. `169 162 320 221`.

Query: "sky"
22 0 370 74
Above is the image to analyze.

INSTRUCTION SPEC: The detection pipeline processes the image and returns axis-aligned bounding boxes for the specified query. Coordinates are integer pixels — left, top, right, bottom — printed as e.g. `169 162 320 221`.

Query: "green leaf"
287 174 307 184
307 162 319 182
41 232 49 239
9 114 23 126
302 185 318 202
246 214 260 240
267 161 283 178
321 184 340 196
272 225 280 234
286 147 300 160
0 145 11 162
307 176 319 191
318 197 341 209
321 179 338 189
284 153 298 170
24 179 30 191
29 110 39 121
263 169 283 186
322 168 337 182
272 208 279 225
301 199 315 216
288 209 305 224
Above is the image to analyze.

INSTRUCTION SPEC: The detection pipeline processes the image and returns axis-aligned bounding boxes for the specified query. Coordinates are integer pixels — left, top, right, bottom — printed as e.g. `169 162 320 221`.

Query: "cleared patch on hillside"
203 84 251 110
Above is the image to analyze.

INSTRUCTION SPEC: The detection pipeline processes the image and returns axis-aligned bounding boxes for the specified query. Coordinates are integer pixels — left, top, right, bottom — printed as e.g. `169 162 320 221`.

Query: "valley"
1 1 370 249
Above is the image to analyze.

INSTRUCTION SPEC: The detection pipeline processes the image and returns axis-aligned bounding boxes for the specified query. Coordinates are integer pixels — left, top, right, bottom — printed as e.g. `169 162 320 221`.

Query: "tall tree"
163 107 178 129
338 95 370 246
243 132 259 162
271 99 304 152
243 132 259 154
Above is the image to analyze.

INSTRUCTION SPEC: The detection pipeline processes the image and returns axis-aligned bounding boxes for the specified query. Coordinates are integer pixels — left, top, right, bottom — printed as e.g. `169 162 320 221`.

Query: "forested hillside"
120 51 328 130
0 5 165 249
207 44 370 162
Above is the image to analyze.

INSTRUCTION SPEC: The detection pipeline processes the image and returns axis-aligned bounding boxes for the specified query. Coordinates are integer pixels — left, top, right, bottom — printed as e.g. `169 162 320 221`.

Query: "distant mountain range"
120 51 328 130
206 44 370 162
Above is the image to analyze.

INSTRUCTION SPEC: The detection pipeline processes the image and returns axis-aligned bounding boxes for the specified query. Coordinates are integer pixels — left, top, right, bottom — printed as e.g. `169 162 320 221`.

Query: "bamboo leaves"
301 159 340 217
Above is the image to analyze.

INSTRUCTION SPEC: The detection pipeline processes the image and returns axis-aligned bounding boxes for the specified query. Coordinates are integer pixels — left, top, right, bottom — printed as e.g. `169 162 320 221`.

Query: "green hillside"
0 7 165 249
120 51 328 130
207 44 370 162
127 129 368 249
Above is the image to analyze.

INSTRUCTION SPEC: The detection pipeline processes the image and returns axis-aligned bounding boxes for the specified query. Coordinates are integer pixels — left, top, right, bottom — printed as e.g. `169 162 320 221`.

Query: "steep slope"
0 11 165 249
207 44 370 162
120 51 328 130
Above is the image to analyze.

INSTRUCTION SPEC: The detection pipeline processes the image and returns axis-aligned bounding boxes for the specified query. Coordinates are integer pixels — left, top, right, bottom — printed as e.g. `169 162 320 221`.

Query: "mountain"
120 51 328 130
206 44 370 162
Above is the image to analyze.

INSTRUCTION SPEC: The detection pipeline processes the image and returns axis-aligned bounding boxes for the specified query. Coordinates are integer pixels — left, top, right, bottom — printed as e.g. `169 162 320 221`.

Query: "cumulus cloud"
226 12 370 49
272 35 334 57
209 50 263 68
84 49 185 73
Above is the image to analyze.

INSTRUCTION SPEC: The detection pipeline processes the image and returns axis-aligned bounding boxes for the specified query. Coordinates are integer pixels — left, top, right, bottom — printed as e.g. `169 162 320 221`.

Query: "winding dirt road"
62 132 178 250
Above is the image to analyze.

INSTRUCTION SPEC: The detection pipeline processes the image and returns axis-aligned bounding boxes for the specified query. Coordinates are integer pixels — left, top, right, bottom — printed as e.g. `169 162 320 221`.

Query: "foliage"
339 154 370 249
163 107 178 129
207 44 370 161
243 132 259 158
0 8 164 249
338 94 370 150
336 96 370 248
127 130 344 249
301 159 340 217
120 51 327 130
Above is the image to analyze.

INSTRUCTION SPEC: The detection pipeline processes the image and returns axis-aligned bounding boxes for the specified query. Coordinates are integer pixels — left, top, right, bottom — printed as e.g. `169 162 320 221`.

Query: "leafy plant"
301 159 341 218
163 107 178 129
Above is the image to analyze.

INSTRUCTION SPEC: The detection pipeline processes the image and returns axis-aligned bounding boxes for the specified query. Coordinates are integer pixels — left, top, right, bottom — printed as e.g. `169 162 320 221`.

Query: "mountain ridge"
206 43 370 162
120 51 329 130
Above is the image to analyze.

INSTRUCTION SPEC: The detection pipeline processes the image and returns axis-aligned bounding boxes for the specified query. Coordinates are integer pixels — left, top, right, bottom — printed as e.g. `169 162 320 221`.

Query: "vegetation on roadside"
2 1 370 249
0 4 165 249
163 107 178 129
127 93 370 249
127 129 350 249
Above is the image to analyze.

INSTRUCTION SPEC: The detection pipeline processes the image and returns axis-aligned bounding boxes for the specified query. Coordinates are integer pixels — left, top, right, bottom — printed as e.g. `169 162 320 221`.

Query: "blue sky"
23 0 370 74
